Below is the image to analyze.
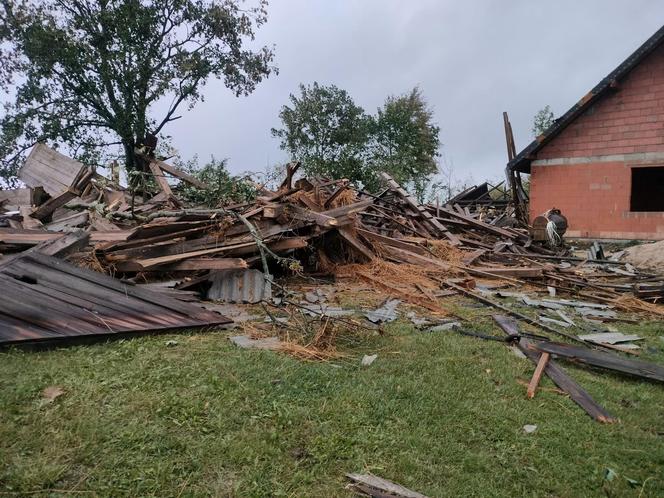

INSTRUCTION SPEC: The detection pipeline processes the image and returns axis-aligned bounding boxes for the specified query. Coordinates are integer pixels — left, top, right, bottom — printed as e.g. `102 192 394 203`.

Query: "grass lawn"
1 297 664 497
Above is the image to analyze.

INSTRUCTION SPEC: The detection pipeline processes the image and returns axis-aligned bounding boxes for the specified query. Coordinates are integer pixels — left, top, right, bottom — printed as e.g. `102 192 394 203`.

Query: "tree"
532 105 555 137
175 156 257 206
371 87 440 200
271 82 374 188
0 0 277 183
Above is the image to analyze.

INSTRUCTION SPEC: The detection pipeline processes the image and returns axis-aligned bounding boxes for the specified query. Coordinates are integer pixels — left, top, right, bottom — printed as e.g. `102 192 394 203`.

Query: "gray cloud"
35 2 664 182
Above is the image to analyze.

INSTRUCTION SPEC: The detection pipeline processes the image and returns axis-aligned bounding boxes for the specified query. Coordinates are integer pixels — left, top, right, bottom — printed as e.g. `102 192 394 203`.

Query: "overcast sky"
162 1 664 184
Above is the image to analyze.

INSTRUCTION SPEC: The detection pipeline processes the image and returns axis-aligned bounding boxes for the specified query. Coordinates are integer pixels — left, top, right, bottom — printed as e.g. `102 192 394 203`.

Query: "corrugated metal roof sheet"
0 252 230 347
207 269 271 303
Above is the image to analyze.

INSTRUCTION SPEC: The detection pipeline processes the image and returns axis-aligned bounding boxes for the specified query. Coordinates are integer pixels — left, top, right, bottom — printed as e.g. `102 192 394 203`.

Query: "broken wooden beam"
527 351 550 399
288 205 338 227
147 157 208 189
444 280 583 344
113 257 248 272
493 315 617 423
379 172 460 246
346 473 429 498
337 227 374 261
30 188 80 221
527 340 664 383
32 230 90 258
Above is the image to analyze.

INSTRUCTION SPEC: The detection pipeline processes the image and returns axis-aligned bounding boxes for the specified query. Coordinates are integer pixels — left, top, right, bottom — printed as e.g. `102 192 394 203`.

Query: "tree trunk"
123 138 136 172
122 138 140 189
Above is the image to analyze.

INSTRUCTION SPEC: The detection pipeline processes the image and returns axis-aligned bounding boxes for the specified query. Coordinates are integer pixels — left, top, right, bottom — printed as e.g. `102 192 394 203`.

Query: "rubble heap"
2 143 664 424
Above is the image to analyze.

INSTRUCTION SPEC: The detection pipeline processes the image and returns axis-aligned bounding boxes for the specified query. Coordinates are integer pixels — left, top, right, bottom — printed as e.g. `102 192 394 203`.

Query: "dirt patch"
623 240 664 271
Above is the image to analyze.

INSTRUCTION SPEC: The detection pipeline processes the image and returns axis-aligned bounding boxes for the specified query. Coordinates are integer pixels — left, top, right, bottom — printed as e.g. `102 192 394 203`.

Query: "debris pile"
1 144 664 347
1 143 664 423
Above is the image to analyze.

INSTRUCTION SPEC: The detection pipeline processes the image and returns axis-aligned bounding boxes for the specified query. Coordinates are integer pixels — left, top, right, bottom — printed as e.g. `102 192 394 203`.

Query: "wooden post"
527 352 550 398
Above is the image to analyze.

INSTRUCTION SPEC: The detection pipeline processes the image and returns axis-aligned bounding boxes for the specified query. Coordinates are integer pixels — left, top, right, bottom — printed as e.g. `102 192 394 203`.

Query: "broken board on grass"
346 473 429 498
0 252 230 347
493 315 617 423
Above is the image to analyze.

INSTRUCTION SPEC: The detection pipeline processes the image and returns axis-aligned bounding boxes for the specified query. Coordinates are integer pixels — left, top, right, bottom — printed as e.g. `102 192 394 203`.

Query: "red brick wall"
530 162 664 239
538 44 664 159
529 43 664 239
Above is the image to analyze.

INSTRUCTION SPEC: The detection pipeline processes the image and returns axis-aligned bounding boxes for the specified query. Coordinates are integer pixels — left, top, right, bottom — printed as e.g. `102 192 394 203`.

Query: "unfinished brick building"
509 25 664 240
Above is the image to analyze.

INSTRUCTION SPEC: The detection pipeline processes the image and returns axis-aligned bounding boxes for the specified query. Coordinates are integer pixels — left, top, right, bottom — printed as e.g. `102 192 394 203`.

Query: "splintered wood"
2 136 664 425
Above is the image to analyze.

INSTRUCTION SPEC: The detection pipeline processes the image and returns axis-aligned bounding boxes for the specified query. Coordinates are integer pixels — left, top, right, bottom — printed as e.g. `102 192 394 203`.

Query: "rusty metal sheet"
0 252 230 347
207 269 271 303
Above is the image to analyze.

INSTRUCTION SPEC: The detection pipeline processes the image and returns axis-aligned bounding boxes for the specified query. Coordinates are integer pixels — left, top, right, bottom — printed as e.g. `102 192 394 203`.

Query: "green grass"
1 300 664 497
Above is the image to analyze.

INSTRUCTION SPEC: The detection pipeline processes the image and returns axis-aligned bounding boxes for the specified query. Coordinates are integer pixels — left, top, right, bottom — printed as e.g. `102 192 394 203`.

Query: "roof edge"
508 23 664 174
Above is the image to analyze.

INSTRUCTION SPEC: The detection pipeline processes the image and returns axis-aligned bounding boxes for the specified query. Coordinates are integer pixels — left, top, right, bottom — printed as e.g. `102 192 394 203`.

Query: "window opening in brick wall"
631 166 664 211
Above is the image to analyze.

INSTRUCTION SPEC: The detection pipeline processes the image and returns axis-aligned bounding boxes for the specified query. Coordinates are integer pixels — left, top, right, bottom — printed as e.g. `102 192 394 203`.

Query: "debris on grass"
346 472 429 498
229 335 281 350
40 386 65 405
365 298 401 323
361 354 378 366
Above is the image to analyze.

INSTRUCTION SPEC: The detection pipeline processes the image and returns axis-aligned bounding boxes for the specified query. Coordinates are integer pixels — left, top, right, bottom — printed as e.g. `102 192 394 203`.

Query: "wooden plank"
337 227 374 261
380 244 450 270
527 352 550 398
135 237 309 269
127 220 213 241
288 205 338 227
104 238 186 262
15 253 223 323
0 277 108 335
0 252 232 346
0 188 32 208
0 308 66 343
19 206 42 229
30 189 79 221
90 231 131 242
462 249 486 265
103 226 209 251
146 157 209 189
114 257 248 272
222 237 309 257
493 315 617 423
262 203 283 219
320 199 374 218
24 252 225 319
148 160 174 197
528 340 664 383
471 266 543 278
19 144 86 196
379 172 460 245
32 230 90 257
0 230 60 245
438 205 519 240
323 184 347 208
89 211 122 231
5 261 191 329
136 240 257 268
356 228 429 256
44 210 89 232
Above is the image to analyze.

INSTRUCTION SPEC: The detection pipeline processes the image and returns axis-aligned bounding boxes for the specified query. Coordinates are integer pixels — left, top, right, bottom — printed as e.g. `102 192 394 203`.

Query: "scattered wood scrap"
346 473 429 498
493 315 617 424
